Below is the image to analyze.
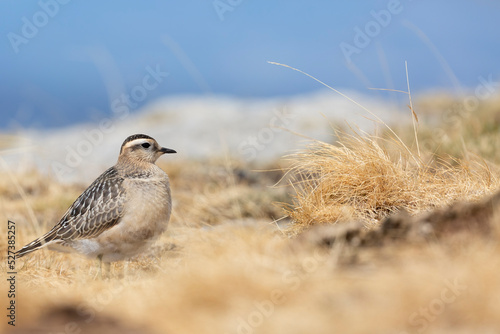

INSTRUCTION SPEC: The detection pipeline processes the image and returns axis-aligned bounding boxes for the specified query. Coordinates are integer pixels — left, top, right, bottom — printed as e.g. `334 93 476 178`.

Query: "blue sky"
1 1 499 128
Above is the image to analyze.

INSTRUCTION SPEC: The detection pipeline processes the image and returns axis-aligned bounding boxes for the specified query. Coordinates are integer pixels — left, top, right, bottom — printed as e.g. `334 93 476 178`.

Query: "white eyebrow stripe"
123 138 153 148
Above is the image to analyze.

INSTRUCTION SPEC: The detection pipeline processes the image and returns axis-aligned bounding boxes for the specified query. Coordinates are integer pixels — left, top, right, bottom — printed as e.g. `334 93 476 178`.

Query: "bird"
15 134 176 274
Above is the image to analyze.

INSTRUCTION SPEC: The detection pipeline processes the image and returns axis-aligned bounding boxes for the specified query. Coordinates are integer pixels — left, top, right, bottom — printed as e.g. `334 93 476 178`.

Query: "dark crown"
120 134 154 153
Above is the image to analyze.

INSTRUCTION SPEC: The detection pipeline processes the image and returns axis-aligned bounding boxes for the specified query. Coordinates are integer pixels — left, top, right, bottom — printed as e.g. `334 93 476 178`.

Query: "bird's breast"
126 176 171 223
110 175 172 243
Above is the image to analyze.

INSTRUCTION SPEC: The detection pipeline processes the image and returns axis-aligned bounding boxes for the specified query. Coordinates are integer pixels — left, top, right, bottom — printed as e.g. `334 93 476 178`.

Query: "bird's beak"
160 147 177 154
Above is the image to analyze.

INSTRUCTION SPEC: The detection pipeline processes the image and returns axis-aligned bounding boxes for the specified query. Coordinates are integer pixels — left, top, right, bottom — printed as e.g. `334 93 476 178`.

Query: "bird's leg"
96 255 111 279
104 261 111 279
97 254 103 279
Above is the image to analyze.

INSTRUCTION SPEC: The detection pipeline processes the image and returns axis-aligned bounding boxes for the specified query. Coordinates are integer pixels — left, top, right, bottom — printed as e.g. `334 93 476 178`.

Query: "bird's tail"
15 230 57 258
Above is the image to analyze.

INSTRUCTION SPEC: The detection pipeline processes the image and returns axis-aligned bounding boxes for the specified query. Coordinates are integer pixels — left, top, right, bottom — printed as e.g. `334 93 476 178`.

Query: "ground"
1 95 500 333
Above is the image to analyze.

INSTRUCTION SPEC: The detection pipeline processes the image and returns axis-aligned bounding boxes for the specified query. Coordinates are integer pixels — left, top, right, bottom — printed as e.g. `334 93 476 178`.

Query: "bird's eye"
141 143 151 149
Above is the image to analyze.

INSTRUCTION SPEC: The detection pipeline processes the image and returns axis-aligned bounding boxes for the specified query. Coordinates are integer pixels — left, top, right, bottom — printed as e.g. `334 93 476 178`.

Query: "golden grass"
284 132 499 234
409 95 500 163
2 217 500 333
160 159 289 227
1 95 500 333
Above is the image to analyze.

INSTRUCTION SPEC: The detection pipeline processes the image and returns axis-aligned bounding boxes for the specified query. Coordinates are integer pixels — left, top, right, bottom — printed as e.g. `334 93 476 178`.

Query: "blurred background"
3 3 500 333
2 0 500 127
1 0 499 179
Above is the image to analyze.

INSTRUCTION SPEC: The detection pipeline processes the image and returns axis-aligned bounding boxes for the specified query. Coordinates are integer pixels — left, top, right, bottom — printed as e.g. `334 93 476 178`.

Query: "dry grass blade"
268 61 421 166
406 61 420 157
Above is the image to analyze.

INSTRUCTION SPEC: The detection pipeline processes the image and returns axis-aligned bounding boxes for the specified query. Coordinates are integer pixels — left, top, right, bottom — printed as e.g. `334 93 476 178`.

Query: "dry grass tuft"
284 131 499 234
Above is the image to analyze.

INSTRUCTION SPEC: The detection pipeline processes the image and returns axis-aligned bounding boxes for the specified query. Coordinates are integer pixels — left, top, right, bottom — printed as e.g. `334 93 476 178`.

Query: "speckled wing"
53 166 127 240
15 167 127 258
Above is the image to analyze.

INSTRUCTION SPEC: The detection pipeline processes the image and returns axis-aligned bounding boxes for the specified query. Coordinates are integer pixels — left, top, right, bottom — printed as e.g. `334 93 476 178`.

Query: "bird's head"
119 134 176 164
